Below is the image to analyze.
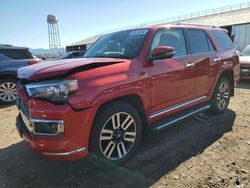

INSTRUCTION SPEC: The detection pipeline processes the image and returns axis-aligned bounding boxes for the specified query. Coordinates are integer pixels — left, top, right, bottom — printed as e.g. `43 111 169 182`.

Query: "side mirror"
148 46 175 61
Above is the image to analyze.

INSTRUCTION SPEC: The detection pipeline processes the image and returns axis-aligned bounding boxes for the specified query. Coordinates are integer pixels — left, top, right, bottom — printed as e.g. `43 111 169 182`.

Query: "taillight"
28 61 40 65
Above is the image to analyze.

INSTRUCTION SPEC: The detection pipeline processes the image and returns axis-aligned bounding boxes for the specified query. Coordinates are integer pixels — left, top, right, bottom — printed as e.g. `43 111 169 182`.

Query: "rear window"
213 30 234 50
0 49 33 59
186 30 210 54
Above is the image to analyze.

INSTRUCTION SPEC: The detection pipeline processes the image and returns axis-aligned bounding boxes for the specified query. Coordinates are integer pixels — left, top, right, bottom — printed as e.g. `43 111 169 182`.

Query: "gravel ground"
0 82 249 188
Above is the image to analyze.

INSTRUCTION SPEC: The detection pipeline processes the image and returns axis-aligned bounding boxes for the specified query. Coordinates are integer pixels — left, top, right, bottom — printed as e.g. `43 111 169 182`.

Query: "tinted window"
187 30 210 54
213 30 234 49
151 29 187 57
0 49 33 59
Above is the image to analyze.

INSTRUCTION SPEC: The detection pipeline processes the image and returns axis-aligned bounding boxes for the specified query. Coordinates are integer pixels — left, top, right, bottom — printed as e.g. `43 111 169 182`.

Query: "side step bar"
151 103 211 131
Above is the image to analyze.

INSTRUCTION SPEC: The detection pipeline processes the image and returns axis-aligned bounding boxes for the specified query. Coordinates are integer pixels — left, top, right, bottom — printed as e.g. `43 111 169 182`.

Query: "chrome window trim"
150 96 207 119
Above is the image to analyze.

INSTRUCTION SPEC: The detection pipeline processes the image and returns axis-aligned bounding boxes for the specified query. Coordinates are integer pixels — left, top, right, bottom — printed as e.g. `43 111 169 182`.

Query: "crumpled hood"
239 56 250 65
18 58 127 81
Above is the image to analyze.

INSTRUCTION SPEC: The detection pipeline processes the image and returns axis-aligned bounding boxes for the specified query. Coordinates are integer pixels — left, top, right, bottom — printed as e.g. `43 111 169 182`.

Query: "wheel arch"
219 69 234 96
95 94 148 127
210 68 235 98
89 94 148 146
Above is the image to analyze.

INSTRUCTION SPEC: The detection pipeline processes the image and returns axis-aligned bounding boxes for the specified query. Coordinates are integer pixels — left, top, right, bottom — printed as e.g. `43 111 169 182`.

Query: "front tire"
90 102 142 165
210 77 231 114
0 77 18 105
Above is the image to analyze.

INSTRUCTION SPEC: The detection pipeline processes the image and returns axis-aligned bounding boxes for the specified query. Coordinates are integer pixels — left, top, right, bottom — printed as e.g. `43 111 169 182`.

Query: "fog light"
30 119 64 136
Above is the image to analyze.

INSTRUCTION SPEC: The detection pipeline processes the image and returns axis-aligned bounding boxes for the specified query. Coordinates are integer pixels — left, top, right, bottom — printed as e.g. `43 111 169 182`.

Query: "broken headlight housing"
25 80 78 103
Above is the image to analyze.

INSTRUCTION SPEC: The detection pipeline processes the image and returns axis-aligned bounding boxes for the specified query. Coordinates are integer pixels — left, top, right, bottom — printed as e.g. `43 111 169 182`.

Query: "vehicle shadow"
237 80 250 89
0 103 15 109
0 109 236 188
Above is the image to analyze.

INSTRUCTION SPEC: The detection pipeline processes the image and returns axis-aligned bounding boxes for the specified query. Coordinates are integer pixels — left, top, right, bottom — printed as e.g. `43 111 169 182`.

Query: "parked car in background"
239 45 250 79
53 50 86 60
16 24 239 163
0 45 40 104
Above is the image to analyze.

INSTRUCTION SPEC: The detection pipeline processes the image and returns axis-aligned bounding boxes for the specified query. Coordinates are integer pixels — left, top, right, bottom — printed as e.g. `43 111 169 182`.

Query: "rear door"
186 29 213 98
148 28 196 115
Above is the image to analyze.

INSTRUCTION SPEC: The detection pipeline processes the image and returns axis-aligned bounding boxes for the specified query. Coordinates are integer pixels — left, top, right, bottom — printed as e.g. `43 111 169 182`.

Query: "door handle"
213 57 221 62
185 62 195 69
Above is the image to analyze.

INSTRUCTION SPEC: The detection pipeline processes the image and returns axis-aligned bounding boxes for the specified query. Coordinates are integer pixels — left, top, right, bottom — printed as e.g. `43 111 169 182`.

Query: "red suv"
16 24 239 163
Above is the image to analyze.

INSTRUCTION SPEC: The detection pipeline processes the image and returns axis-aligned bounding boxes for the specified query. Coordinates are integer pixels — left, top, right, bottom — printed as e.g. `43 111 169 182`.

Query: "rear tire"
0 77 17 105
90 101 142 165
210 77 231 114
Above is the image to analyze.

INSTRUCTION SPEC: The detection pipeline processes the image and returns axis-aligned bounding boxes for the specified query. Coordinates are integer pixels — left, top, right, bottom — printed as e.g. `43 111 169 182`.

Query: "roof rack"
176 22 219 28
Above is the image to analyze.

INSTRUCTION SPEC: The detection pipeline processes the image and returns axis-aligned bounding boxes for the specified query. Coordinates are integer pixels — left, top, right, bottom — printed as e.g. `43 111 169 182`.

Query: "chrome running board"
151 103 211 131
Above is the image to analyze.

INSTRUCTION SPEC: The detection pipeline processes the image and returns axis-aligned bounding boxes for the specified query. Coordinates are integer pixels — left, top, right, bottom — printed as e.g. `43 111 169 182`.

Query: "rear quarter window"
213 30 234 50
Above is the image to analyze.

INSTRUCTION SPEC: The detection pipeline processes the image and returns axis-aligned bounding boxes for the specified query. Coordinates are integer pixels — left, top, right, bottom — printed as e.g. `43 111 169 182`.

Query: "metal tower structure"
47 15 61 49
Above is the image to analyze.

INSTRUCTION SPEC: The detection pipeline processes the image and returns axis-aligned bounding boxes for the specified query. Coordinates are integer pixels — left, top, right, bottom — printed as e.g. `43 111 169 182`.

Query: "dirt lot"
0 82 249 188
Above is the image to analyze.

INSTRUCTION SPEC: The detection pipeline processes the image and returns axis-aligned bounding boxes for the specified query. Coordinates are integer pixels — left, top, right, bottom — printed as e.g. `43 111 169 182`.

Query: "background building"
66 35 101 52
66 2 250 52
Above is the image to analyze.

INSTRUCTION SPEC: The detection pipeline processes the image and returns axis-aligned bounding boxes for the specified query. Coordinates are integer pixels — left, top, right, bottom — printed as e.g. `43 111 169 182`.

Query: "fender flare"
208 67 234 98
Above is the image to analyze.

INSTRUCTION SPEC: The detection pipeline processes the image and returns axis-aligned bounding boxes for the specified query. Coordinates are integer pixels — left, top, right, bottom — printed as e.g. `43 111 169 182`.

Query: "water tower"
47 15 61 49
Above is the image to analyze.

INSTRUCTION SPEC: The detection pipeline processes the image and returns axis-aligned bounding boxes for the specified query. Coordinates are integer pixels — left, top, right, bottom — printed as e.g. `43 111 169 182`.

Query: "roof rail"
176 22 219 28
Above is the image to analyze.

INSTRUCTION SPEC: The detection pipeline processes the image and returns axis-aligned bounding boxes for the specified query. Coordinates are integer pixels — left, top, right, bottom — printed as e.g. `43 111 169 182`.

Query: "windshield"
240 46 250 56
84 29 148 59
60 52 71 58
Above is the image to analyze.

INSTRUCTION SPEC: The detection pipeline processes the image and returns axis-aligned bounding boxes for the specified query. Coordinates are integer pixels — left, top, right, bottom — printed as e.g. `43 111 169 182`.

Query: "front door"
147 28 196 115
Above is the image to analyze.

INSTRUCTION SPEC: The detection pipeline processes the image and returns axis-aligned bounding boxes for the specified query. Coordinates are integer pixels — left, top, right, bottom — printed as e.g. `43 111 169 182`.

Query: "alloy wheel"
99 112 137 160
216 82 230 109
0 82 17 102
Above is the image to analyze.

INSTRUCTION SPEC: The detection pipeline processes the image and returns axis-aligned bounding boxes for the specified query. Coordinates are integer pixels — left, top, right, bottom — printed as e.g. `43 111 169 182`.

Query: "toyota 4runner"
16 24 240 163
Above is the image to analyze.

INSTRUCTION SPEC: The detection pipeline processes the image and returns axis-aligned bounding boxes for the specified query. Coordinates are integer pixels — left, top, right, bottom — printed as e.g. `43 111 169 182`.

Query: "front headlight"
25 80 78 103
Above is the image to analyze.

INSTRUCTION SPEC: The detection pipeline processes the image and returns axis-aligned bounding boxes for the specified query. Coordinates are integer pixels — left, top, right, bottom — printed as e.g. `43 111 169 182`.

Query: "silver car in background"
0 45 40 104
239 45 250 80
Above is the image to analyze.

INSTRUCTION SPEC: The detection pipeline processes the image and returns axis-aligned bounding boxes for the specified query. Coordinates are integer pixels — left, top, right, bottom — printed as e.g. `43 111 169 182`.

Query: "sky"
0 0 248 49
